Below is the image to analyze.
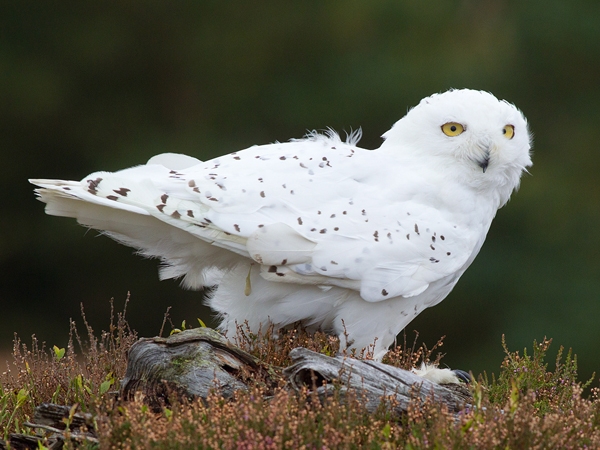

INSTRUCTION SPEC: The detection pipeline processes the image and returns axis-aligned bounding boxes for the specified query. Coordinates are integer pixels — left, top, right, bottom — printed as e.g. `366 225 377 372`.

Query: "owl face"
383 89 532 193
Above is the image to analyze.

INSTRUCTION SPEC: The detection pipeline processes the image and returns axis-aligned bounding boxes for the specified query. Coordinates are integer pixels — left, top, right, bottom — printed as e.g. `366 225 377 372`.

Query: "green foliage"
486 335 595 415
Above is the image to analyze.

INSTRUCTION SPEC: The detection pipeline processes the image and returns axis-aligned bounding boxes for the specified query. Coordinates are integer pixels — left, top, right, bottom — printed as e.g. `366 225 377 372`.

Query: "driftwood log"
285 347 471 414
121 328 470 414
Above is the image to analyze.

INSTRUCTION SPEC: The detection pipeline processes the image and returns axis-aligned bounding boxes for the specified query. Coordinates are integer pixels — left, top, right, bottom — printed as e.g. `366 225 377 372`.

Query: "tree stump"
120 327 271 408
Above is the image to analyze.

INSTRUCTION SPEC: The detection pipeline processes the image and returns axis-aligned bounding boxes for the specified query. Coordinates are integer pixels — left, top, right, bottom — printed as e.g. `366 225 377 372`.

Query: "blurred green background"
2 1 599 381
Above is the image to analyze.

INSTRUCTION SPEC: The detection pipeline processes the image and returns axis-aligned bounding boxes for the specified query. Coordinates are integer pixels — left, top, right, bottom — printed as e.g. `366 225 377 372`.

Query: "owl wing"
171 136 479 302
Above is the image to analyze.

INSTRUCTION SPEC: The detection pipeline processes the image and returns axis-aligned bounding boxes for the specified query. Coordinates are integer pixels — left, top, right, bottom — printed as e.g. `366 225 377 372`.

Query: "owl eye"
503 125 515 139
441 122 465 137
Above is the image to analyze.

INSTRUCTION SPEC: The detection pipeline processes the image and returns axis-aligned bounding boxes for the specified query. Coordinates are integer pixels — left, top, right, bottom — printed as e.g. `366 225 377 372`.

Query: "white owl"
31 89 532 361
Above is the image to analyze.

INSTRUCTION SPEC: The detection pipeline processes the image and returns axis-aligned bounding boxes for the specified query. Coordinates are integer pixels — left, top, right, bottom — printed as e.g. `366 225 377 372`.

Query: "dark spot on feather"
290 190 294 195
382 289 389 296
318 211 322 215
188 180 196 187
258 178 263 183
310 228 317 232
161 194 169 203
276 272 285 277
406 234 410 240
106 195 118 201
114 188 130 197
331 260 338 265
362 209 366 216
373 231 379 242
279 156 286 160
260 191 265 198
343 211 347 215
431 236 436 242
234 224 240 232
187 210 194 218
414 224 420 235
171 211 181 219
334 227 339 231
157 204 166 212
282 184 286 189
258 224 264 228
320 229 327 234
268 266 277 273
86 177 102 194
430 245 435 250
193 187 200 193
208 197 218 202
447 252 451 256
297 217 303 225
330 214 336 218
233 156 241 160
429 257 439 263
441 235 445 240
281 259 287 265
300 163 307 168
63 187 71 190
204 218 212 223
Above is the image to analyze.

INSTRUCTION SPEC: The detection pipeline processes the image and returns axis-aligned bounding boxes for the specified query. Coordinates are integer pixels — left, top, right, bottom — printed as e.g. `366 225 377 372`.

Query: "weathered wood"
284 347 471 414
120 327 270 406
0 403 97 450
120 328 470 414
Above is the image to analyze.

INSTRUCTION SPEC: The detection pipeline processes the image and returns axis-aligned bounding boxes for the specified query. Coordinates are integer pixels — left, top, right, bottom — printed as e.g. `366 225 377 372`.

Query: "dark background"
2 1 599 381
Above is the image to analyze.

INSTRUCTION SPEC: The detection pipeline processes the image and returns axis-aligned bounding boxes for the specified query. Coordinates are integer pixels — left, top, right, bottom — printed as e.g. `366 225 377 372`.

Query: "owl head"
381 89 532 204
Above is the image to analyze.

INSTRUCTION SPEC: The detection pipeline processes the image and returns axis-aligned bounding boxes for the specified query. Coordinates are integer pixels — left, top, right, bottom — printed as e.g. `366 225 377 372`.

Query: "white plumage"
31 89 532 361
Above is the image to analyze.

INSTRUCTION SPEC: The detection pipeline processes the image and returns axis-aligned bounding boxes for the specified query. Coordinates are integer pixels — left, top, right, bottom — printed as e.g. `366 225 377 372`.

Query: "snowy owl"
31 89 532 361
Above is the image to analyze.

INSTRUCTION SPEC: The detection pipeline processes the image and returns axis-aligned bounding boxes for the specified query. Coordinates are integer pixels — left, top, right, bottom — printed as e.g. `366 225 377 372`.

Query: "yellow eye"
441 122 465 137
503 124 515 139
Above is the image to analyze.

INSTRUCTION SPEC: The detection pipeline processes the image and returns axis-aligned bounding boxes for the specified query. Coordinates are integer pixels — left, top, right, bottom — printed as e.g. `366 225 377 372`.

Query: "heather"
1 301 598 449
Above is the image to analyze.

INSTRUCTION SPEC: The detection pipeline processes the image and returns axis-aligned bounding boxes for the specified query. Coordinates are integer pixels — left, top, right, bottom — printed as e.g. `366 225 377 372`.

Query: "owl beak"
477 144 492 173
479 154 490 173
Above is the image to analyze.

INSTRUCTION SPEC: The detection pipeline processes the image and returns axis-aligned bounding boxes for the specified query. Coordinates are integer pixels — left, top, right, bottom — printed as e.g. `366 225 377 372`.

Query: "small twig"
159 306 172 337
22 422 63 434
